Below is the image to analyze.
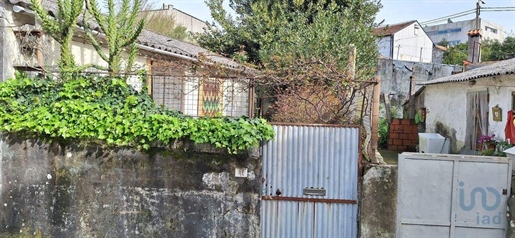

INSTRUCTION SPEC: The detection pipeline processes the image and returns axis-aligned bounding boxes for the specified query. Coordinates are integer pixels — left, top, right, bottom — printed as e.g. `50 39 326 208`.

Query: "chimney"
467 29 482 63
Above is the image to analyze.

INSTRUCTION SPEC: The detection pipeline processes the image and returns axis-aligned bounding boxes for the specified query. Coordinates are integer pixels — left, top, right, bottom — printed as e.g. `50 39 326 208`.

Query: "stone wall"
360 165 398 238
0 136 261 237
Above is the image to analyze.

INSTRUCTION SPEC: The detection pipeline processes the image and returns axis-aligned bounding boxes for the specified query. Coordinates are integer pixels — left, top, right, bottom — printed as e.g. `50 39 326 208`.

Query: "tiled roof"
372 20 417 36
10 0 241 68
467 29 481 35
418 57 515 85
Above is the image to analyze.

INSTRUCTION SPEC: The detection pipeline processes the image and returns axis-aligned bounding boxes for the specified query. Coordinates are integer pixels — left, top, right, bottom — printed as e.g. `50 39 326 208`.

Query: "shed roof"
372 20 417 36
418 57 515 85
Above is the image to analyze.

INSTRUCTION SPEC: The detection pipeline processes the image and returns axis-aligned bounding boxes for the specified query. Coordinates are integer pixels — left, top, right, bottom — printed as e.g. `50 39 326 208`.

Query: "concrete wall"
361 165 398 238
377 59 461 118
0 136 261 237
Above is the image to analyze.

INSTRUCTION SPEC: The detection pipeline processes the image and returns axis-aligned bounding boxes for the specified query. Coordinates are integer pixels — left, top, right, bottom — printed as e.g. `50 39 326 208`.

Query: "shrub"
0 73 274 153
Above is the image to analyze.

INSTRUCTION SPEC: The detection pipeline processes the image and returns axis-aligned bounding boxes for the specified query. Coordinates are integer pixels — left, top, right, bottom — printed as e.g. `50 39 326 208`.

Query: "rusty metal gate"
261 124 360 237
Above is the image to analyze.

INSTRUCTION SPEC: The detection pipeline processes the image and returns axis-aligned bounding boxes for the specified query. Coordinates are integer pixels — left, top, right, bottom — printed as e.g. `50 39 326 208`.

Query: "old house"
1 0 251 117
373 20 434 63
416 57 515 154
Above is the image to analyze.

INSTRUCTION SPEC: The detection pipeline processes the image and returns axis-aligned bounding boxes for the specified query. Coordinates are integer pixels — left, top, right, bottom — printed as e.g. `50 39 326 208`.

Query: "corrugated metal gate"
397 153 512 237
261 124 360 237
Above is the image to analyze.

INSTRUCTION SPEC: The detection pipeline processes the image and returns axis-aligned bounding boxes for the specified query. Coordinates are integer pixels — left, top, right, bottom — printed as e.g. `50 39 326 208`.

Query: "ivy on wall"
0 73 274 153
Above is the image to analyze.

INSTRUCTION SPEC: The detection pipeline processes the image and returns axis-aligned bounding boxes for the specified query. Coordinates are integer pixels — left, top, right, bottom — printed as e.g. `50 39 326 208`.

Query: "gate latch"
303 187 326 196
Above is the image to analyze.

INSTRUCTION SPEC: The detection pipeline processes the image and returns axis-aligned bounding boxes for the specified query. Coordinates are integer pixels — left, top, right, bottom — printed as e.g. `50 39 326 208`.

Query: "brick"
403 139 413 146
390 133 399 139
393 125 404 132
401 119 411 125
391 119 400 125
388 139 394 145
393 139 403 145
388 145 398 151
399 133 408 140
408 133 418 140
397 145 407 151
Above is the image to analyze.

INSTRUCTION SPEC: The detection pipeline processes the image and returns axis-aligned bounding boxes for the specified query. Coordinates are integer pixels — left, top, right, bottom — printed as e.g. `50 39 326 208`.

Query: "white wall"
424 18 506 45
423 75 515 152
423 82 468 151
392 22 433 63
376 36 392 58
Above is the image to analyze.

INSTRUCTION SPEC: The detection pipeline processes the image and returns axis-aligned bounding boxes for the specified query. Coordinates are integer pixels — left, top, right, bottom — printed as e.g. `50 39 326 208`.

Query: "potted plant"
478 134 497 151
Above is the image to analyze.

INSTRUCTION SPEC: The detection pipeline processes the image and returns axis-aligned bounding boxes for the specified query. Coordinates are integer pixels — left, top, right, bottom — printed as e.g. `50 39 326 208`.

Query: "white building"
373 20 434 63
423 18 505 46
416 57 515 154
139 4 208 34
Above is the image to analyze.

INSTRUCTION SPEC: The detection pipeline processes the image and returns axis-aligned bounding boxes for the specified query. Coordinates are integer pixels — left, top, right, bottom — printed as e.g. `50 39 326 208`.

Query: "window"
434 28 462 35
414 24 420 35
14 29 43 68
485 26 498 34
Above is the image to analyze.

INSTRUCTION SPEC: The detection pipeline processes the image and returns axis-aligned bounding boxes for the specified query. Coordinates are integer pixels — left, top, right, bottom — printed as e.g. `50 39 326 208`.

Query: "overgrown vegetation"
138 11 190 41
0 73 274 153
440 37 515 65
84 0 145 75
198 0 381 124
378 117 388 149
31 0 84 72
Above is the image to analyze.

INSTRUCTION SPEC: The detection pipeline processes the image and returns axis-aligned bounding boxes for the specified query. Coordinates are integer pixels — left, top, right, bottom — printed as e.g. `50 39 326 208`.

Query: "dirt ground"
378 149 400 164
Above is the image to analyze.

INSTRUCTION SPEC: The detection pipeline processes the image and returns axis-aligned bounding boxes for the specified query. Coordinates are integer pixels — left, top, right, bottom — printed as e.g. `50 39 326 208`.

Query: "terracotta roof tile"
372 20 417 36
467 29 482 35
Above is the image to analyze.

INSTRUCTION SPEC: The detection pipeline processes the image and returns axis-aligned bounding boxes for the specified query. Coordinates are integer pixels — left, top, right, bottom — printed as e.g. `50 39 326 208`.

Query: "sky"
156 0 515 36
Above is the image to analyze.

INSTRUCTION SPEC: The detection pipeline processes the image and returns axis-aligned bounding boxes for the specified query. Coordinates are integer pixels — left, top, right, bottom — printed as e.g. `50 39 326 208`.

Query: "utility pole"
476 0 485 30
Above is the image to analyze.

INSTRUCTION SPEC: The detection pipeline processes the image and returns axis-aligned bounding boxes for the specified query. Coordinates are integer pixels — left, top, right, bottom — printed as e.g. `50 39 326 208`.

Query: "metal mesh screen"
151 75 250 117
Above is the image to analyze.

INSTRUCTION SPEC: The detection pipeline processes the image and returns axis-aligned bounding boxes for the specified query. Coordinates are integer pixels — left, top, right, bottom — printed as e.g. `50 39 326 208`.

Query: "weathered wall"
377 59 461 118
421 75 515 153
361 165 398 238
0 136 261 237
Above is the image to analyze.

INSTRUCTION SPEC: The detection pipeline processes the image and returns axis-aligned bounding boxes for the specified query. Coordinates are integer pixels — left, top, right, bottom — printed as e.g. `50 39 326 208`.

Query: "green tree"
138 11 190 41
31 0 84 72
488 37 515 60
197 0 381 65
198 1 380 123
441 37 515 64
441 42 467 65
84 0 145 75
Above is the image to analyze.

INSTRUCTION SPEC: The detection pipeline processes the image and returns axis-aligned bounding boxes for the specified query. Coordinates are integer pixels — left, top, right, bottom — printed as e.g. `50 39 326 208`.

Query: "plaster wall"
392 22 433 63
422 82 468 152
421 75 515 152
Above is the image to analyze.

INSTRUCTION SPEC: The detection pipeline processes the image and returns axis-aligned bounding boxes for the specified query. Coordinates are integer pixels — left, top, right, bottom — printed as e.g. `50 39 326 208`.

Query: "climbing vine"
0 73 274 153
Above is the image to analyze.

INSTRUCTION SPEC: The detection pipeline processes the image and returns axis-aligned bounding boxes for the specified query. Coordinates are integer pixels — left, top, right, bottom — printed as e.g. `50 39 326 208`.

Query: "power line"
420 9 476 25
420 7 515 25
